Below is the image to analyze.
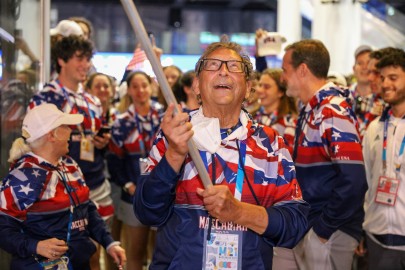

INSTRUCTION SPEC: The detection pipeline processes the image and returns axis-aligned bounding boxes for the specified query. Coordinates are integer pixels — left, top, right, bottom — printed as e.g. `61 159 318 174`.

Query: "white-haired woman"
0 104 126 270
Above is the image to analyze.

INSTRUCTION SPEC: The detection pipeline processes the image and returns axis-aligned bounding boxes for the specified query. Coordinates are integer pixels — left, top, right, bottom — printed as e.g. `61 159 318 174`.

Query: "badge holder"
80 137 95 162
375 176 399 206
38 256 71 270
202 225 243 270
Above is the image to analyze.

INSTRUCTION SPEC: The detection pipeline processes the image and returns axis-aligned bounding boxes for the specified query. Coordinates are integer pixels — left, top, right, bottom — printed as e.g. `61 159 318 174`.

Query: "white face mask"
191 109 221 154
190 108 248 154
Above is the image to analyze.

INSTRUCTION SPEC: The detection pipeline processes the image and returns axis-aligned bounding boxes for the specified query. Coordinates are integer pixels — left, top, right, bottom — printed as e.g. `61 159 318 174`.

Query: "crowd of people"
1 17 405 270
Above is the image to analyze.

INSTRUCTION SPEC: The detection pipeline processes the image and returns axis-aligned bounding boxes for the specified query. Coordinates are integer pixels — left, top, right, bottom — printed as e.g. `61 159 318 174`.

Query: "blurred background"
1 0 405 180
1 0 405 268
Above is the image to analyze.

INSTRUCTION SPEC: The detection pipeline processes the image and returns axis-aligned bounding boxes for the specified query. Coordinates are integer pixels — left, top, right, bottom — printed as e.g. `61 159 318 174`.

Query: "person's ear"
299 63 308 77
47 129 59 142
193 77 200 96
57 58 66 69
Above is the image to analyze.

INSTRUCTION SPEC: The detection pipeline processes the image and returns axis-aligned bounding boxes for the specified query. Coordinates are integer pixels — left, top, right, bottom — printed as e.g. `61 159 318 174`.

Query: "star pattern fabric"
28 80 107 190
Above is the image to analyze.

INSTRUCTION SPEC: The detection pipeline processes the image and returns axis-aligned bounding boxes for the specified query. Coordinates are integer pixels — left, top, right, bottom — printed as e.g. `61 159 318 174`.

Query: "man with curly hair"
28 35 115 241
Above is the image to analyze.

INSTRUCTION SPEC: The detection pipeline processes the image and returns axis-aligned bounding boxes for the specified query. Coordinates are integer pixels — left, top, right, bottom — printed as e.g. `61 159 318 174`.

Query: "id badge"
202 226 242 270
139 158 148 174
371 102 384 116
40 256 70 270
80 137 95 162
375 176 400 206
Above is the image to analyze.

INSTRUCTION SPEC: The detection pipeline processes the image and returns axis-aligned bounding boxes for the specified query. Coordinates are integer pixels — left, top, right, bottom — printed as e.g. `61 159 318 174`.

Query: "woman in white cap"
0 103 126 270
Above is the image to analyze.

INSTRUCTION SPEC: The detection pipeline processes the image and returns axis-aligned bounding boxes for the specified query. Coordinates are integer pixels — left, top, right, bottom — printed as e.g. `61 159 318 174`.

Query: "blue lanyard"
199 140 246 201
64 189 74 245
382 113 405 175
235 141 246 201
56 170 75 246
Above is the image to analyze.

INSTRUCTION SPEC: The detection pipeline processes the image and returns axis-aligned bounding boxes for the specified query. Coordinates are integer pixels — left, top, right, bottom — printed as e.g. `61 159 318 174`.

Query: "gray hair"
195 40 254 81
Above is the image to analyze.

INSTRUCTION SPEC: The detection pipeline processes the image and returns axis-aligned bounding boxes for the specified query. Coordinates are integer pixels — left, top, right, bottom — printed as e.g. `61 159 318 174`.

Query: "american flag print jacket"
293 83 367 242
134 109 309 270
28 80 106 190
255 108 297 155
0 153 115 269
107 102 164 203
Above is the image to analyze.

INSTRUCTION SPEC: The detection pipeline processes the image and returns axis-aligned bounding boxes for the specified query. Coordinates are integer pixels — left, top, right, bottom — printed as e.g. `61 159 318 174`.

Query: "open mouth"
214 84 232 90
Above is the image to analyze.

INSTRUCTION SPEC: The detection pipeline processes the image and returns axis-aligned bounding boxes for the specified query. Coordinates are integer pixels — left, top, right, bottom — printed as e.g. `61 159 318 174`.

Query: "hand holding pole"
120 0 212 188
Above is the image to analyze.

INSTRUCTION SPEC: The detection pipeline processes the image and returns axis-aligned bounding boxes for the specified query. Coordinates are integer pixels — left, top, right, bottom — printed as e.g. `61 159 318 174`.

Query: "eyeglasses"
200 58 245 73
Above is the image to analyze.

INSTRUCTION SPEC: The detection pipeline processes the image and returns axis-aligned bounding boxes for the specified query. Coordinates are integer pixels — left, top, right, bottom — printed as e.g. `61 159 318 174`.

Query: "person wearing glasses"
0 104 126 270
133 39 309 269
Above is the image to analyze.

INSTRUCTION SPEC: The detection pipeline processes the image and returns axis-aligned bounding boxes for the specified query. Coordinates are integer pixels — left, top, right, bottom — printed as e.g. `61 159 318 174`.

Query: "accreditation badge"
39 256 71 270
375 176 399 206
80 137 95 162
202 227 242 270
371 101 384 116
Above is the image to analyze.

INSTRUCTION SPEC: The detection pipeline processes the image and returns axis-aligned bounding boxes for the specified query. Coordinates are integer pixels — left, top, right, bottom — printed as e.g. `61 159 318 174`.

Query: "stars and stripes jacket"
254 108 297 154
293 82 368 241
107 102 164 203
0 153 115 269
28 80 106 190
350 84 386 140
101 106 119 127
134 109 309 270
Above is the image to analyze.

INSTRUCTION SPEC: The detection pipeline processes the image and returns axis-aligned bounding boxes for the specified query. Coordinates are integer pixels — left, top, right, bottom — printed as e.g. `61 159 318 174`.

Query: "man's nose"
218 61 230 74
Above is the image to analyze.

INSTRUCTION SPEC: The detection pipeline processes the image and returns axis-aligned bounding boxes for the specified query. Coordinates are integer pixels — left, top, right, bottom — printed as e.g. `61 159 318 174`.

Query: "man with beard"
361 49 405 270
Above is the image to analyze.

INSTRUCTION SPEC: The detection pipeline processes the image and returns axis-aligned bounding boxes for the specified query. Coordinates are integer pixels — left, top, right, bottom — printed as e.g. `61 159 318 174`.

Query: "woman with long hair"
108 71 164 270
85 72 120 270
255 68 298 152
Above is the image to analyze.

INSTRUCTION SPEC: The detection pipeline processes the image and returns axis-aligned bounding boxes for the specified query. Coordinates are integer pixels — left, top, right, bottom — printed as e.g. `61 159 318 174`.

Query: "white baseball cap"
22 104 83 143
50 20 83 37
354 45 372 59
